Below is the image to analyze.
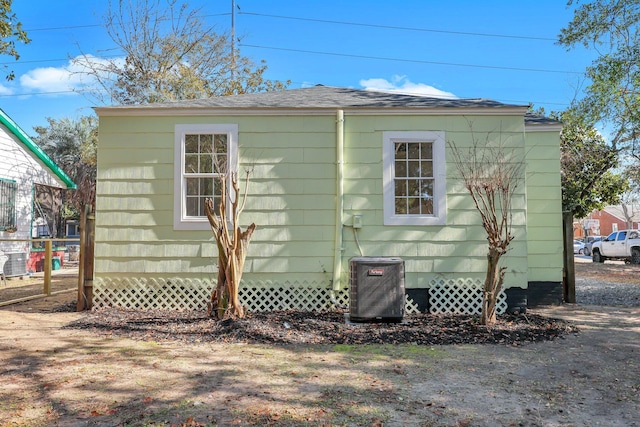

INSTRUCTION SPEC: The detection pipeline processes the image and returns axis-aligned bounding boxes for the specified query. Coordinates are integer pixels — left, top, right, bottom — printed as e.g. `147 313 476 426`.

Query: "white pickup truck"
591 229 640 264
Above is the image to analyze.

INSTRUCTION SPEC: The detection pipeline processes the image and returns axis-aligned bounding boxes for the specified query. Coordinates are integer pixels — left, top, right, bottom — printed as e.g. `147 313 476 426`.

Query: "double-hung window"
174 124 238 230
0 178 17 232
383 131 446 225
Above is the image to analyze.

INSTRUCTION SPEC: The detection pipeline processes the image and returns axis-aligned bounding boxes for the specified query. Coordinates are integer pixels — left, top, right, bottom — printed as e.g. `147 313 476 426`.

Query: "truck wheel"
592 251 605 263
632 248 640 265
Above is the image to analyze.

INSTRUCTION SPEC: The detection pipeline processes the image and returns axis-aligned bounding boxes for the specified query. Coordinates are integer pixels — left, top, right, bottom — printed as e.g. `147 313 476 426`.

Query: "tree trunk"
481 248 505 325
205 196 255 319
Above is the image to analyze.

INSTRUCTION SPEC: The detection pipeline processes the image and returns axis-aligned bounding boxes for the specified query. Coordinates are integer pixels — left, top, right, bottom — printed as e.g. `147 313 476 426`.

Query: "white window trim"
382 131 446 226
174 124 238 231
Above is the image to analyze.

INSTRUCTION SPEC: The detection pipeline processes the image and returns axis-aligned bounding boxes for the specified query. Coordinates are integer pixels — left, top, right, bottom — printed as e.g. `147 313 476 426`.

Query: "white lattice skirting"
429 278 507 315
93 277 506 315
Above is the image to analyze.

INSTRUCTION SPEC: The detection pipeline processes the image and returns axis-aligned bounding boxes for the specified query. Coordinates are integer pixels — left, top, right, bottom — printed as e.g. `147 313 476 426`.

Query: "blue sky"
3 0 594 136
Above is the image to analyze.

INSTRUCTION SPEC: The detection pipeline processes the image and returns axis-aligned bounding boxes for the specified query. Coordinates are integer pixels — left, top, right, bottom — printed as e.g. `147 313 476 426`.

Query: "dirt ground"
1 260 639 426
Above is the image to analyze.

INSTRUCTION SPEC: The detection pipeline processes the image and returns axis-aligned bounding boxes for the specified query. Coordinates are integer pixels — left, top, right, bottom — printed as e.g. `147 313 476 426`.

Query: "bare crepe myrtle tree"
448 128 524 325
204 169 255 319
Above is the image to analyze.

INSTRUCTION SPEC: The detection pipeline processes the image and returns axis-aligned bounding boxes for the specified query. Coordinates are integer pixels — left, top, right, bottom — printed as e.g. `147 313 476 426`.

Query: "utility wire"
8 9 573 106
24 9 555 43
241 43 583 75
23 12 231 32
239 11 557 42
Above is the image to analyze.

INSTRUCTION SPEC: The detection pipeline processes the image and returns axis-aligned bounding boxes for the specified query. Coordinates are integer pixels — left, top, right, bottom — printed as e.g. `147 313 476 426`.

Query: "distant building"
579 205 640 237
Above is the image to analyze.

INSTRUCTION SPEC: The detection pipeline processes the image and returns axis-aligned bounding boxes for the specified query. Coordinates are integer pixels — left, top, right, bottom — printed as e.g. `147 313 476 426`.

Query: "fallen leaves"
66 309 578 346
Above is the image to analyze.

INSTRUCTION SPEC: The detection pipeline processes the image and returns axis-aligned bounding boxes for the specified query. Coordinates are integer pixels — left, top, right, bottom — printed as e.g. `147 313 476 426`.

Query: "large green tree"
0 0 30 80
33 116 98 214
557 109 628 218
75 0 288 105
559 0 640 161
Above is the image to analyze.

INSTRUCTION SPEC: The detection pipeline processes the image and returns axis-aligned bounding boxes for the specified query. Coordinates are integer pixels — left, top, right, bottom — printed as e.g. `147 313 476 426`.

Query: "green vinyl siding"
340 114 528 289
95 111 559 291
524 129 563 282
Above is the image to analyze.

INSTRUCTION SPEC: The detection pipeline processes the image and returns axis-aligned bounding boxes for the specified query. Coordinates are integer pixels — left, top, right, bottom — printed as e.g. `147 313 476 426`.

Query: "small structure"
580 205 640 237
0 109 76 276
93 86 563 313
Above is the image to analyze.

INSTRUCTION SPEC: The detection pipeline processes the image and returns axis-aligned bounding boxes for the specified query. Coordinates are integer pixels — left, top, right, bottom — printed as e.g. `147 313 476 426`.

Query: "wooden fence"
0 207 95 310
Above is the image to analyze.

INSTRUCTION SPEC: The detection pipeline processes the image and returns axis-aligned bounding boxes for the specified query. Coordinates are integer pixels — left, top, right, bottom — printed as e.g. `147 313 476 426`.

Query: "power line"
239 11 557 42
241 43 583 75
23 9 552 42
26 24 102 32
0 89 81 97
23 12 231 33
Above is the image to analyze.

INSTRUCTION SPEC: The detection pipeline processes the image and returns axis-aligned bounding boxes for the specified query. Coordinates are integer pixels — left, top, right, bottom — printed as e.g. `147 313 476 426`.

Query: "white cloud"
0 83 13 96
21 65 80 94
360 75 457 99
19 55 122 95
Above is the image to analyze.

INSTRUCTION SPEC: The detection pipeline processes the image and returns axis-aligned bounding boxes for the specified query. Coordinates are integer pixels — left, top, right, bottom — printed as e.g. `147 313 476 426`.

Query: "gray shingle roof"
99 85 525 110
96 85 559 126
524 112 563 126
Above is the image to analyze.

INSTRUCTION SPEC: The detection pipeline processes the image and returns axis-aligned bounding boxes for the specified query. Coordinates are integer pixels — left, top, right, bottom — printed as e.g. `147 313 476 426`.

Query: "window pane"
198 196 208 217
407 143 420 159
186 178 199 195
420 198 434 214
214 177 223 196
202 178 214 196
391 139 437 217
180 128 232 222
395 142 407 160
215 134 228 154
184 155 198 173
407 197 420 214
185 134 198 153
200 154 213 173
421 180 434 200
186 196 199 216
214 154 227 173
0 180 17 230
421 161 433 177
210 195 222 214
200 134 213 153
395 179 407 197
408 179 421 196
421 143 433 159
408 160 420 177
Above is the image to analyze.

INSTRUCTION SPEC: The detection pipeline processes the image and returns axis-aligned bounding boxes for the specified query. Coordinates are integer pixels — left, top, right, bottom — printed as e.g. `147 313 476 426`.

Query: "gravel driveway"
574 255 640 307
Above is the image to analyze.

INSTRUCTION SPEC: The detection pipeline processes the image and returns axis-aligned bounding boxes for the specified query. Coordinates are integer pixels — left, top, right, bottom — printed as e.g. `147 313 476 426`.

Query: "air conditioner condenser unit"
349 257 405 322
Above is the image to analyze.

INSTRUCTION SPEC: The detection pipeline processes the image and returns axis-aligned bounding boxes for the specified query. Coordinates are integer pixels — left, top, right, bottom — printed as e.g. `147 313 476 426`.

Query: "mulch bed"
65 308 578 346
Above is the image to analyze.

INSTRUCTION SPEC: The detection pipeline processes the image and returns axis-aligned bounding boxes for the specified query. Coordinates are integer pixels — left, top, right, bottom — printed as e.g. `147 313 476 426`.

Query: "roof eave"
94 105 530 117
0 109 77 190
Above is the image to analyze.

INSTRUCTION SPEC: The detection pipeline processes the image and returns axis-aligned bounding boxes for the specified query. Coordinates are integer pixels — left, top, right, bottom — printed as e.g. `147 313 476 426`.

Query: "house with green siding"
93 86 563 313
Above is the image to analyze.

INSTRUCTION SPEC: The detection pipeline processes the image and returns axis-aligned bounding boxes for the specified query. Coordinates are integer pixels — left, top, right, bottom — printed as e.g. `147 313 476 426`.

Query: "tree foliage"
33 116 98 214
0 0 30 80
559 0 640 160
556 109 628 218
75 0 289 105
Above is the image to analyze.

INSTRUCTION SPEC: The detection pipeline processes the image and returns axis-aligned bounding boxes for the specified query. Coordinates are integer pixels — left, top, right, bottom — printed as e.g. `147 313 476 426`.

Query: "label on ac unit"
368 268 384 276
